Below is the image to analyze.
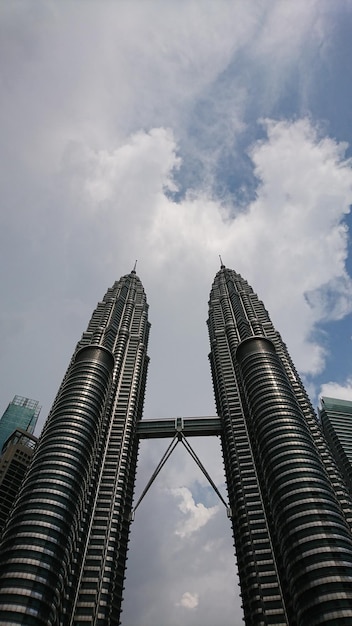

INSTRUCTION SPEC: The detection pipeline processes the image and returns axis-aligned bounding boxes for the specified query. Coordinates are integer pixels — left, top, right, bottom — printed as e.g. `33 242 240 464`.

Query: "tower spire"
132 260 137 274
219 254 225 269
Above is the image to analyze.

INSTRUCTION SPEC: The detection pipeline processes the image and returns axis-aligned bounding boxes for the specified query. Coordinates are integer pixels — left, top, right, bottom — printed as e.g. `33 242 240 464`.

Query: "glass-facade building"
0 396 41 453
319 397 352 496
208 265 352 625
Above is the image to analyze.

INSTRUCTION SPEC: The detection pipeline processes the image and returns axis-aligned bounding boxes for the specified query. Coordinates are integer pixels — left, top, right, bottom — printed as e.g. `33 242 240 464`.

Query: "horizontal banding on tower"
0 345 114 626
236 336 352 625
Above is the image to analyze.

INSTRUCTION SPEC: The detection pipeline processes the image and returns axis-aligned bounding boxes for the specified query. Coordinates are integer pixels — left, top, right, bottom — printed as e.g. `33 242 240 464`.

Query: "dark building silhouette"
0 270 150 625
0 396 40 536
1 266 352 626
0 429 38 534
320 396 352 496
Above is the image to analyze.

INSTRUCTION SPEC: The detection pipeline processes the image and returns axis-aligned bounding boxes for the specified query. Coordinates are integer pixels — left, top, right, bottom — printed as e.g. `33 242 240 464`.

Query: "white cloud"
0 1 249 167
249 2 324 74
319 378 352 402
171 487 219 538
176 591 199 610
62 127 179 208
60 116 352 382
0 1 327 190
241 117 352 373
123 443 240 626
3 107 351 499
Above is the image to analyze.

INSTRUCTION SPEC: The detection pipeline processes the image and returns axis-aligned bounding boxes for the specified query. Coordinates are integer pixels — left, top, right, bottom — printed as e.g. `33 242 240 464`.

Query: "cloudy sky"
1 2 352 624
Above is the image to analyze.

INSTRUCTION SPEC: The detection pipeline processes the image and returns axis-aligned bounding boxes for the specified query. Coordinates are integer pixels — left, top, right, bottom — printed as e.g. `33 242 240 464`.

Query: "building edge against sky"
1 268 352 624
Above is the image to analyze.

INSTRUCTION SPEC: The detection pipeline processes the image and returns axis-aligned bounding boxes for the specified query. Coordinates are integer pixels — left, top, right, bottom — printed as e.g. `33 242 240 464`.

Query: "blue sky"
1 2 352 625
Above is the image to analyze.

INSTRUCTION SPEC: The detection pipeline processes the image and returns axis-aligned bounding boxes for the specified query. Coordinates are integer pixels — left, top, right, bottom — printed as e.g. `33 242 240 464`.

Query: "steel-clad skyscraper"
208 265 352 625
1 265 352 626
0 270 150 625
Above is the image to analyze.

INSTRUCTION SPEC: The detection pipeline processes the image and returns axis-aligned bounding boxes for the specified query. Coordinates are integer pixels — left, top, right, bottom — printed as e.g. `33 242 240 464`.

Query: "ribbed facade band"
0 271 150 625
208 266 352 625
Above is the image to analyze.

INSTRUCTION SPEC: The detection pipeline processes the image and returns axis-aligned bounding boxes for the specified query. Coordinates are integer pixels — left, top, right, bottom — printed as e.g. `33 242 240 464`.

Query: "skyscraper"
0 429 38 534
208 265 352 625
0 270 150 625
1 265 352 626
319 396 352 495
0 395 40 453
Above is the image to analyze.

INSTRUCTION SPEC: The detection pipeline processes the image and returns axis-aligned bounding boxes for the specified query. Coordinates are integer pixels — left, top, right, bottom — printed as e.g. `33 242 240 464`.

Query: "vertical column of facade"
237 336 352 625
0 345 114 626
208 269 289 624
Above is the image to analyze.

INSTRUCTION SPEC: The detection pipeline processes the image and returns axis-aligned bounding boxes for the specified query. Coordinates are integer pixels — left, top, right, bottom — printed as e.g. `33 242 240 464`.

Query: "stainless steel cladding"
0 271 150 626
208 266 352 626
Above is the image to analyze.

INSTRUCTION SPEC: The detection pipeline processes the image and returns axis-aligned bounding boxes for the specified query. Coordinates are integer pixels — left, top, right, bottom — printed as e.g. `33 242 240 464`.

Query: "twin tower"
1 266 352 625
